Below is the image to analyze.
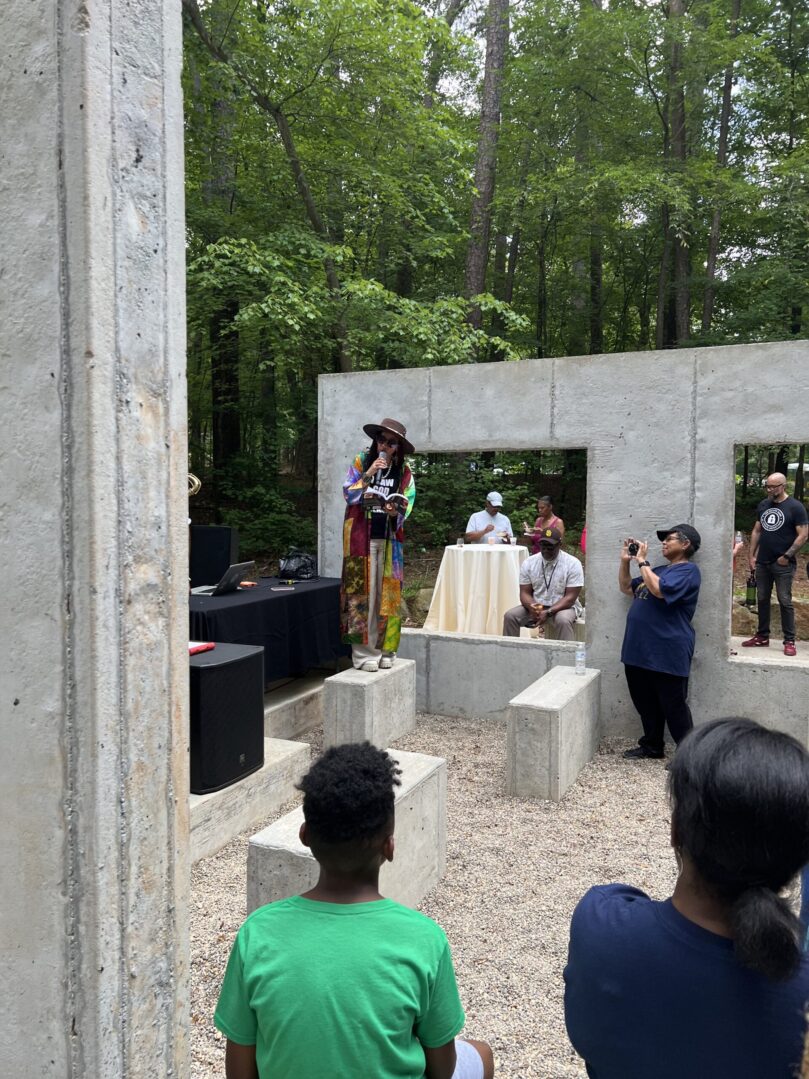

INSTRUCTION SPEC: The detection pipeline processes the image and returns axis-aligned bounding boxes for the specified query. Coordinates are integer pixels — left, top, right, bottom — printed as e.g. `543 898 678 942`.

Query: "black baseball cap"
656 524 701 553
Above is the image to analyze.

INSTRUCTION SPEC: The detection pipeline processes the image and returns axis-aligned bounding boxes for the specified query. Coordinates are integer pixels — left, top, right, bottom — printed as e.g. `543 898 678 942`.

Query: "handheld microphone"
379 450 388 464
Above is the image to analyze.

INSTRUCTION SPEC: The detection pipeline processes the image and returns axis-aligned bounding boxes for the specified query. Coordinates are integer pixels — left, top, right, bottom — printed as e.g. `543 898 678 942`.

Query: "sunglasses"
377 434 399 448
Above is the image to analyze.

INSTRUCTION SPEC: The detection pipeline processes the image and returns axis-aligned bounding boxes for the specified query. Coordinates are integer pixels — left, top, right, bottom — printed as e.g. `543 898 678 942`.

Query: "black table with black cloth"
189 576 349 684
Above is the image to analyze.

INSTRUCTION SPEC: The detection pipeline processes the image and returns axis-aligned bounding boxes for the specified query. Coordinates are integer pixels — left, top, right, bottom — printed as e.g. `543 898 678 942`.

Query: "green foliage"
407 450 586 547
183 0 808 560
217 454 317 560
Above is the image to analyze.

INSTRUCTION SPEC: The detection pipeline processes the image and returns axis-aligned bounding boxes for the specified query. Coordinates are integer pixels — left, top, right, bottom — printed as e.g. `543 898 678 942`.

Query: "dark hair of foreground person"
669 717 809 980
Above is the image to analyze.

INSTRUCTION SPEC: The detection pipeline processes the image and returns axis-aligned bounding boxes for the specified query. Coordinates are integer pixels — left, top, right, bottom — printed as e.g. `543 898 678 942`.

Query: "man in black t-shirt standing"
743 472 808 656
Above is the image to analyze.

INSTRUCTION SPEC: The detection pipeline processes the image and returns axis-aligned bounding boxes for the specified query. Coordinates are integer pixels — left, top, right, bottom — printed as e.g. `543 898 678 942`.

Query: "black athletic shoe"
622 745 665 760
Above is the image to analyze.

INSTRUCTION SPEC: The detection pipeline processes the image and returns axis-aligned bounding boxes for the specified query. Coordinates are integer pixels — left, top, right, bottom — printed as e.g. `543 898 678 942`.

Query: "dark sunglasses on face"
378 435 398 448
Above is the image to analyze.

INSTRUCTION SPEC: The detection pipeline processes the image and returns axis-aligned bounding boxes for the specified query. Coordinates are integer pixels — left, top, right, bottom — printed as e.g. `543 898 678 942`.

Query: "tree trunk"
463 0 509 330
489 230 509 358
794 444 806 502
589 231 603 353
569 116 589 356
210 301 241 478
424 0 471 105
655 204 674 349
668 0 690 345
536 240 547 359
702 0 741 334
742 444 749 490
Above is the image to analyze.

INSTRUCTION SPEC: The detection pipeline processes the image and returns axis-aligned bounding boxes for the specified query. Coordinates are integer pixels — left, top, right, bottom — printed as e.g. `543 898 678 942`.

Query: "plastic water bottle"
575 642 586 675
735 530 743 545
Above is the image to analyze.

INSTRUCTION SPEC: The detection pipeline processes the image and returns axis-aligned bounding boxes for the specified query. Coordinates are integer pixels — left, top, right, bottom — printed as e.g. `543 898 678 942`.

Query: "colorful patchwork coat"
340 453 416 653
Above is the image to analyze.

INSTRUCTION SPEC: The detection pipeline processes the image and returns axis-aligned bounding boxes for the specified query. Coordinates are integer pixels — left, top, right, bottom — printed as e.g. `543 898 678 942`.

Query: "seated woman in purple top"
564 718 809 1079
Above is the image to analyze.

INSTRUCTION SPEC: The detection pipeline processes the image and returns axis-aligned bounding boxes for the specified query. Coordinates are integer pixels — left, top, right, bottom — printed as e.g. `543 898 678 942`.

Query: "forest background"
181 0 808 568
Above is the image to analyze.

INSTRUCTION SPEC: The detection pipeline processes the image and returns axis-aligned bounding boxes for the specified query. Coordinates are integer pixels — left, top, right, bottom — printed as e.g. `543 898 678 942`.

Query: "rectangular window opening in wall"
729 442 809 666
403 449 587 641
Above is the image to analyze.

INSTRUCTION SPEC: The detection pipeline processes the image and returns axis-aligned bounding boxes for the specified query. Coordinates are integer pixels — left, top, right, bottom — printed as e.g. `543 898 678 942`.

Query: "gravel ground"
190 715 677 1078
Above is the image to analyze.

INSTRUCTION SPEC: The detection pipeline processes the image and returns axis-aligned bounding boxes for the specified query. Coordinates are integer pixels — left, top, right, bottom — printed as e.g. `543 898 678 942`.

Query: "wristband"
638 560 651 568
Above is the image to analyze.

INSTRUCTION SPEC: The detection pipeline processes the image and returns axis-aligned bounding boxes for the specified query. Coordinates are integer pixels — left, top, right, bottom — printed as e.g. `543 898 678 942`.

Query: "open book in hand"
365 490 409 511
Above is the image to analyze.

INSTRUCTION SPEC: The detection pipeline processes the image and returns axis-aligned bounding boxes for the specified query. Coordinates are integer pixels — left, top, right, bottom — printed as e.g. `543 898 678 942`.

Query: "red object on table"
188 641 216 655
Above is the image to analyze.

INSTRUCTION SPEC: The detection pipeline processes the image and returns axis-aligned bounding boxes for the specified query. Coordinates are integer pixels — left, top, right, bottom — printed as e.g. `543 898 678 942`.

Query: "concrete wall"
398 629 576 720
1 1 188 1073
319 344 809 742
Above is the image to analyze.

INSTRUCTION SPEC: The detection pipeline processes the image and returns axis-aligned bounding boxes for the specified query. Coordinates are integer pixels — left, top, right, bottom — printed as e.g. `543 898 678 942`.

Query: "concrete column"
1 2 188 1075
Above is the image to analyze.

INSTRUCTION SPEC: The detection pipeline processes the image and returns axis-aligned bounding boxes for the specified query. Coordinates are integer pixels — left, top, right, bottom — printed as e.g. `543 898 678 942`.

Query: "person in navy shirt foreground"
619 523 702 760
564 718 809 1079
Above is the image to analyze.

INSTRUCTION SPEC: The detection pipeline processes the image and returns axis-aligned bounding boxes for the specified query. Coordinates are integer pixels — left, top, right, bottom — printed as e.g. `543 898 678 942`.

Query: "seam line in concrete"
427 366 432 441
57 7 81 1071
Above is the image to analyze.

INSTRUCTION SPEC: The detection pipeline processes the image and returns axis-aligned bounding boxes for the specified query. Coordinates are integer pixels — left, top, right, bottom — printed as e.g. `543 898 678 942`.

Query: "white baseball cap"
486 491 504 507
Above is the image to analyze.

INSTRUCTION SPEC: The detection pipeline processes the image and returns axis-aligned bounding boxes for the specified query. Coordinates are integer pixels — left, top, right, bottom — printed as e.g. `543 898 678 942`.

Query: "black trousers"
756 559 797 642
624 664 693 755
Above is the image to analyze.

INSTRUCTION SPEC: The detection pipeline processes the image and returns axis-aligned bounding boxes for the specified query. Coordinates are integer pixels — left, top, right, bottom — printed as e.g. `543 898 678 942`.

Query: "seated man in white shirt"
465 491 514 544
502 526 583 639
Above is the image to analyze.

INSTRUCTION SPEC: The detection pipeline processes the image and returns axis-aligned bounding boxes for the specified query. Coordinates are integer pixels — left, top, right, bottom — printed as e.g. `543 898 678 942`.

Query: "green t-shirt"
214 896 465 1079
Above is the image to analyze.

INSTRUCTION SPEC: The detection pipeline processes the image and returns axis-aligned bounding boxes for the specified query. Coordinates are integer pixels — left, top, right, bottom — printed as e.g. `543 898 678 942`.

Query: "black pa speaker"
189 643 265 794
189 524 239 588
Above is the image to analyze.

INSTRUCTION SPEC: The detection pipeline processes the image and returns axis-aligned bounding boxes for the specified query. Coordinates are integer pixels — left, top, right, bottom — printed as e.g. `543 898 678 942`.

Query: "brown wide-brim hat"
362 417 415 455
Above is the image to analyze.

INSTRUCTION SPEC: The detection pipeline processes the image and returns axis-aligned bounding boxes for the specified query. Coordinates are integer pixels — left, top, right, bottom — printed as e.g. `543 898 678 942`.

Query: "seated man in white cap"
464 492 514 544
502 526 583 639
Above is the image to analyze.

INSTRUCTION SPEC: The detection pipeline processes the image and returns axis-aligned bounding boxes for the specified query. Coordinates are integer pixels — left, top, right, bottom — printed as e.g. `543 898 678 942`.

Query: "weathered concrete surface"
1 1 188 1073
264 675 324 740
506 667 601 800
398 629 575 719
247 749 446 911
191 739 310 863
319 344 809 742
323 660 417 748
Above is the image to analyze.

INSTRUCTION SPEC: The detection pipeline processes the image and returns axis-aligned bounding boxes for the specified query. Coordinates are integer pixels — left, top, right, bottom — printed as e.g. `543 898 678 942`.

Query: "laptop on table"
190 561 256 596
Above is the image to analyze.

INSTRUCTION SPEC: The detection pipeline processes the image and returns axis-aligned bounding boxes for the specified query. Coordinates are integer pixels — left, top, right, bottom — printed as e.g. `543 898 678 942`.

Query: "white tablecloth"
423 544 529 635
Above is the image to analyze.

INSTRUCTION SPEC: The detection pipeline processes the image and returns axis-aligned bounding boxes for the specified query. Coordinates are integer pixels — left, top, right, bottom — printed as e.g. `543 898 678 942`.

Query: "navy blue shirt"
564 884 809 1079
620 561 700 677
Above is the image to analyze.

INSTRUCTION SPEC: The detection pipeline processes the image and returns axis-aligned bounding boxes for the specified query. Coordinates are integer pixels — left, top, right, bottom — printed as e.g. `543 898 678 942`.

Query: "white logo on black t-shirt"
761 507 786 531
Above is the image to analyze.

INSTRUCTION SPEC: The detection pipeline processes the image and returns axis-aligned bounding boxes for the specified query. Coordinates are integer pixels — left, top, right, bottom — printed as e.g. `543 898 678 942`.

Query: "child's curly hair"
297 742 402 845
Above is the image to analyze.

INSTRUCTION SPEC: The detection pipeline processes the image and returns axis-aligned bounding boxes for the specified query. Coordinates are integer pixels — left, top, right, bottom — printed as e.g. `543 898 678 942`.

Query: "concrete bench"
506 665 600 800
323 658 416 748
190 737 310 863
264 674 324 740
247 748 446 912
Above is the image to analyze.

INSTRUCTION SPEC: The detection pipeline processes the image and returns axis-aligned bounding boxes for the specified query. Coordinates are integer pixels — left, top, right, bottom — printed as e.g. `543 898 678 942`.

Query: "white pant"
452 1039 485 1079
352 540 393 668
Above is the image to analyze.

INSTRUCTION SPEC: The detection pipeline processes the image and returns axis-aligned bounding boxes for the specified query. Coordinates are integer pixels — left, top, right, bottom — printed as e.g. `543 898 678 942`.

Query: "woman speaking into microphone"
339 418 415 672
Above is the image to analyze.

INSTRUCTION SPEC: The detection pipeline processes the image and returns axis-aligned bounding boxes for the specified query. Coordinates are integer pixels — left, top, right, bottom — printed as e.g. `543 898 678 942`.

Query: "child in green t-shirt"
215 742 494 1079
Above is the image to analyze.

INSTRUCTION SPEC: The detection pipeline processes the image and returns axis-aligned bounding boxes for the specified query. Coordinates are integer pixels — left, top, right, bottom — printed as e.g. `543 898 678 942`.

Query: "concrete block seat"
247 748 446 912
264 673 324 740
323 658 416 748
190 738 310 863
506 665 600 801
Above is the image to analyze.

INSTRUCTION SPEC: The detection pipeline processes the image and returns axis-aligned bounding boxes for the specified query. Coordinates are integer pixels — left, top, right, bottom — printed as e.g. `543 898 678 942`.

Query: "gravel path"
190 715 676 1078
